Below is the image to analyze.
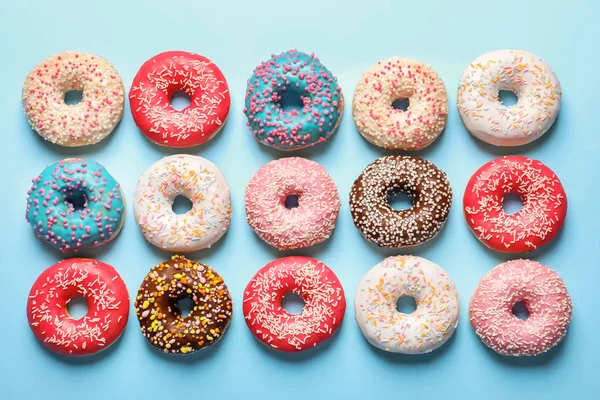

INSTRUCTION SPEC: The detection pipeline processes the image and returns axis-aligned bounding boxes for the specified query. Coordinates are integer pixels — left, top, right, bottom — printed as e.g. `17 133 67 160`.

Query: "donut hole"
498 90 518 106
172 195 193 214
170 90 192 111
391 98 410 112
285 194 300 209
512 301 530 320
396 295 417 314
278 88 305 113
502 193 523 215
281 292 305 315
176 297 195 318
65 191 88 211
387 189 413 211
64 90 83 105
66 296 88 320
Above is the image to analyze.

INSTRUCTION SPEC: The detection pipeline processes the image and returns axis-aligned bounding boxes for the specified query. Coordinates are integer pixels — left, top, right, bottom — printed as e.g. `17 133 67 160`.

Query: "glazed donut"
350 156 452 248
457 49 561 146
352 57 448 150
243 256 346 352
355 256 459 354
245 157 340 250
129 51 230 148
27 258 129 356
470 259 572 356
26 158 125 252
464 156 567 253
22 51 125 147
134 155 231 252
244 49 344 151
135 255 233 354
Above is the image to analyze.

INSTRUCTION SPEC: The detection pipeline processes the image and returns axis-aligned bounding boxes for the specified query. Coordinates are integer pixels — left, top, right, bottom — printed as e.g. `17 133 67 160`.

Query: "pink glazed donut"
470 259 572 356
245 157 340 250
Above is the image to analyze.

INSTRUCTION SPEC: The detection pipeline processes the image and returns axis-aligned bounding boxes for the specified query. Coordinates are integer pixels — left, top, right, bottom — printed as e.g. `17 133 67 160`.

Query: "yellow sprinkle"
174 273 183 279
142 301 150 309
180 346 192 354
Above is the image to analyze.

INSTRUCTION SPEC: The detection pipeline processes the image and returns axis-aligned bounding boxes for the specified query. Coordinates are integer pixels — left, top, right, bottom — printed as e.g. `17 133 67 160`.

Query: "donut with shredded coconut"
129 51 230 148
245 157 340 250
27 258 129 356
22 51 125 147
350 156 452 248
352 57 448 150
463 156 567 253
242 256 346 352
470 259 572 356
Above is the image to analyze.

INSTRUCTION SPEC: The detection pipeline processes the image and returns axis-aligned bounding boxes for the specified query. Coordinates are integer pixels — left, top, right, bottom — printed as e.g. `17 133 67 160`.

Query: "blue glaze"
26 158 125 252
244 50 344 150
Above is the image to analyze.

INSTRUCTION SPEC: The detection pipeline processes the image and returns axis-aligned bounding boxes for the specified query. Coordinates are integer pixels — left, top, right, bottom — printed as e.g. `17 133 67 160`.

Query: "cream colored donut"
355 255 459 354
134 155 231 252
352 57 448 150
457 49 561 146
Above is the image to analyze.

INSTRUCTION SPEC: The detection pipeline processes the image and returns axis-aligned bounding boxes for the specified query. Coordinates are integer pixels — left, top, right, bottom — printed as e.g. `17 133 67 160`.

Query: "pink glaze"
245 157 340 250
469 259 572 356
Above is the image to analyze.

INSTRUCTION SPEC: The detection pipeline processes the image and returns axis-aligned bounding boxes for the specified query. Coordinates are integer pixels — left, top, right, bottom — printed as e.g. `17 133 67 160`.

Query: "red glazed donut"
129 51 230 148
243 256 346 352
464 156 567 253
27 258 129 356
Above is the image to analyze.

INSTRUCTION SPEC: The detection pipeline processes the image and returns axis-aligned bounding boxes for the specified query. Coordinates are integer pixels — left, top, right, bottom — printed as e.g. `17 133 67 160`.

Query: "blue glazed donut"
26 158 125 252
244 49 344 151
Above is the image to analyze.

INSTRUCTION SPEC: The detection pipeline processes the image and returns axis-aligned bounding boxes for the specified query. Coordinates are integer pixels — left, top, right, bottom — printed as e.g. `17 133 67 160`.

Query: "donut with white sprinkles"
243 256 346 352
135 255 233 355
27 258 129 356
350 156 452 248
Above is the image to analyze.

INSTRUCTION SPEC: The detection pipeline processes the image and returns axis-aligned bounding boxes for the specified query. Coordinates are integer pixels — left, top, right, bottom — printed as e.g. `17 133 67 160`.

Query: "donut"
134 255 233 354
129 51 230 148
134 154 231 252
350 156 452 248
463 156 567 253
470 259 572 356
242 256 346 352
22 51 125 147
26 158 125 252
457 49 561 146
352 57 448 150
244 49 344 151
245 157 340 250
355 256 459 354
27 258 129 356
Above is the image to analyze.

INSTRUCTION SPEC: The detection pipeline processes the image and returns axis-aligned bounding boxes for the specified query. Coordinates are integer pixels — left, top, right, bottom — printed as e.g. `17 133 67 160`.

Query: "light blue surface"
0 0 597 398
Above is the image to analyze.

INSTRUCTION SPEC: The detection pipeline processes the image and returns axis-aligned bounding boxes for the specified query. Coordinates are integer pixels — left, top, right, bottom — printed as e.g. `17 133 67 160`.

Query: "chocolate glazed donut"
135 255 233 354
350 156 452 247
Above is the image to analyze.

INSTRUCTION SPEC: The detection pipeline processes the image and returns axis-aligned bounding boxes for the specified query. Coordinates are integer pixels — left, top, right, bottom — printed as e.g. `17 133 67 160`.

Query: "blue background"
1 0 597 398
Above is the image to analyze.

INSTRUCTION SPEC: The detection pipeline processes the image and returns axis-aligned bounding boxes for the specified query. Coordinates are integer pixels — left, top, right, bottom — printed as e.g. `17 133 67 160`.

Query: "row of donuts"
27 255 572 357
22 49 561 151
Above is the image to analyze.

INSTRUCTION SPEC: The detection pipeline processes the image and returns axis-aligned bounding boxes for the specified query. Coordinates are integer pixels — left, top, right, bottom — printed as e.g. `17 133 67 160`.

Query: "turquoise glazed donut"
26 158 125 252
244 49 344 151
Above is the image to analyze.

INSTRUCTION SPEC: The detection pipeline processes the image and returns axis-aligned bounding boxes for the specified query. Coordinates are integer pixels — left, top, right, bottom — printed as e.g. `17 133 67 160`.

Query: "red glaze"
243 256 345 352
27 258 129 356
129 51 230 148
464 156 567 253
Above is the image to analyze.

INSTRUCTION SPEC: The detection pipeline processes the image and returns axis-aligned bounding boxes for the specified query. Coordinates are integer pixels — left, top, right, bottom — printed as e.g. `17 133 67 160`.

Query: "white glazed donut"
133 154 231 252
22 51 125 147
352 57 448 150
355 255 460 354
457 49 561 146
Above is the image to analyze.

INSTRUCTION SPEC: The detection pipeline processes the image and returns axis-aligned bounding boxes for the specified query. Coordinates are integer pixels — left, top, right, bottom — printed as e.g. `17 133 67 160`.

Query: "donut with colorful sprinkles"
22 51 125 147
245 157 341 250
457 49 561 146
129 51 230 148
134 154 231 252
134 255 233 354
243 256 346 352
349 156 452 248
26 158 125 252
470 259 572 356
27 258 129 356
244 49 344 151
463 156 567 253
355 256 460 354
352 57 448 150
